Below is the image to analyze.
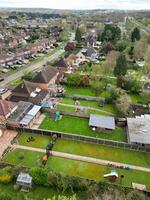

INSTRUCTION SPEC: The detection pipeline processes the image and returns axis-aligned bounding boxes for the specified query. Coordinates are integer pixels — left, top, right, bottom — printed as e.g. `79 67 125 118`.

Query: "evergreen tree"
131 27 140 42
114 54 127 77
114 54 127 87
75 27 82 43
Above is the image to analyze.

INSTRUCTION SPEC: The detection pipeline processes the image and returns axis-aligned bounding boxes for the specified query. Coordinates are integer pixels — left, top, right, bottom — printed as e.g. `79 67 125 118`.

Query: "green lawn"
65 86 95 96
2 149 44 167
54 139 150 168
48 157 150 190
18 132 51 149
39 115 126 142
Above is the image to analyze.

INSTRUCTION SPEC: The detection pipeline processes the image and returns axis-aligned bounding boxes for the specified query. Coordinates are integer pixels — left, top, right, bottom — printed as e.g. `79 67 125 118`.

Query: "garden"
39 115 126 142
1 148 150 191
60 97 118 116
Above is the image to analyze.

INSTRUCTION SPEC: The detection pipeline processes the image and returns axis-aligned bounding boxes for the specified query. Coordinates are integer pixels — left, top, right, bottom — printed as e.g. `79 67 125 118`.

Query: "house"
7 101 41 128
72 50 86 63
54 57 71 72
0 88 11 100
127 115 150 147
9 81 50 105
83 48 98 61
89 114 115 134
0 100 18 124
31 66 60 92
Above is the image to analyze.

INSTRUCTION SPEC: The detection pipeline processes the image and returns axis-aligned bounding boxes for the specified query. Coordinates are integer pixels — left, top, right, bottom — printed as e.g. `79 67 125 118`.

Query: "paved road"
0 49 64 88
14 144 150 173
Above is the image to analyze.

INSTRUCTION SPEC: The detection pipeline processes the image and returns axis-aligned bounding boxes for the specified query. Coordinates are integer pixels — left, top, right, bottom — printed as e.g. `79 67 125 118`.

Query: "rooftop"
89 114 115 130
127 115 150 145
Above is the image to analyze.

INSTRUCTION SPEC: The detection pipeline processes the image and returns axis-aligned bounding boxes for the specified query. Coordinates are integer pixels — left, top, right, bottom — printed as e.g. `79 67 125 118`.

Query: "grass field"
18 132 51 149
54 139 150 168
39 115 126 142
2 149 44 167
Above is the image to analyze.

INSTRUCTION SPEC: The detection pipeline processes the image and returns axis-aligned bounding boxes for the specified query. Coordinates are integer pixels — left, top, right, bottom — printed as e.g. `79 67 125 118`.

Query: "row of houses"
0 65 63 127
0 38 56 65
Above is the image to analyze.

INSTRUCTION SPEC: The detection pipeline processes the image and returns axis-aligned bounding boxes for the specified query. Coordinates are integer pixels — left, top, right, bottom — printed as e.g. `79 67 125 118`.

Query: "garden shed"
16 173 32 192
89 114 115 134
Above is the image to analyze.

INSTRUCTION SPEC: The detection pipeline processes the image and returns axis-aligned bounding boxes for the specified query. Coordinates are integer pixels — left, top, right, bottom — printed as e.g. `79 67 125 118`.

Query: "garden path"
13 144 150 173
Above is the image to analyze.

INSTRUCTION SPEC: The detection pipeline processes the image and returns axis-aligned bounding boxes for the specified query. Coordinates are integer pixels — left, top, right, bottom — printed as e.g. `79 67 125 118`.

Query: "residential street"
0 49 64 87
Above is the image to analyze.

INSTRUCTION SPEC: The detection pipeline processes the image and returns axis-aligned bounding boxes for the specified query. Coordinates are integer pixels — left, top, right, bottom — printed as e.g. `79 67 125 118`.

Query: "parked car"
0 78 4 82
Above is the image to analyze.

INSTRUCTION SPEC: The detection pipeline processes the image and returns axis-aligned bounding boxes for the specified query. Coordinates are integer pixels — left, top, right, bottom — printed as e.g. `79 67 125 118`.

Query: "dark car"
0 78 4 82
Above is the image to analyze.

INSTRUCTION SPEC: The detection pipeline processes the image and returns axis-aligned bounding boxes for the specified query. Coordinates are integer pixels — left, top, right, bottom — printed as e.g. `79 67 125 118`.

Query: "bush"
0 167 13 184
122 75 142 93
29 167 48 186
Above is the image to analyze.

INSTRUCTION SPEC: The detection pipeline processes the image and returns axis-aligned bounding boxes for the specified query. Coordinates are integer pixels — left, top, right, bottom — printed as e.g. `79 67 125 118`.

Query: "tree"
90 80 104 96
122 74 142 94
75 27 82 43
101 24 121 43
133 38 148 61
131 27 141 42
102 42 113 54
81 75 90 87
65 42 75 52
114 54 127 87
116 93 131 116
90 65 105 96
115 40 129 52
66 73 81 87
59 31 69 42
79 24 86 34
105 50 120 72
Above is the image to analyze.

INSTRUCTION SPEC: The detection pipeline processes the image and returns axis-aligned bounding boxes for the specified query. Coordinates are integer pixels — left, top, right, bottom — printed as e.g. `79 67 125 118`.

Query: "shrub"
0 167 13 184
18 152 24 160
29 167 48 186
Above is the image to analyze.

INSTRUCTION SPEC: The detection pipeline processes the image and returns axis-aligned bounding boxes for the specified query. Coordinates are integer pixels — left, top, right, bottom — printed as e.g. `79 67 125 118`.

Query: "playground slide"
104 171 118 178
